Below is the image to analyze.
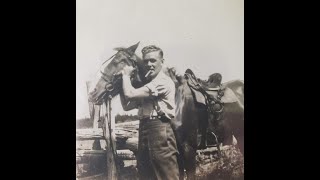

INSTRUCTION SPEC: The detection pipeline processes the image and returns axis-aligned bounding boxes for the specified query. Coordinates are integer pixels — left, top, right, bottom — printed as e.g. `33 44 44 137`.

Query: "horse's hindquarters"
219 101 244 152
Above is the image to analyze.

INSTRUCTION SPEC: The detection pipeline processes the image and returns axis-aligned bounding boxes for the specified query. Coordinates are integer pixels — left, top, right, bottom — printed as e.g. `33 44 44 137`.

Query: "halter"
99 53 116 76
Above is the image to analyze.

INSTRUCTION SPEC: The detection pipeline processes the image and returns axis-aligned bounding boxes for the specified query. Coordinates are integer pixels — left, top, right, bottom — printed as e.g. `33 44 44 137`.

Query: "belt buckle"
149 115 157 120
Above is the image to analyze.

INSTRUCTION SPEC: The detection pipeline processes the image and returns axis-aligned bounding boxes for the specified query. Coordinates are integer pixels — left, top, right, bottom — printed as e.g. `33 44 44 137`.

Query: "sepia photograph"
76 0 244 179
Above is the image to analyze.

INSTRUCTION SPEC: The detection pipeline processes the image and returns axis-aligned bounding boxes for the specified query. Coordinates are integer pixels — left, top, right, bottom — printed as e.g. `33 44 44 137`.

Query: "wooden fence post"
104 97 118 180
86 81 100 129
85 81 118 179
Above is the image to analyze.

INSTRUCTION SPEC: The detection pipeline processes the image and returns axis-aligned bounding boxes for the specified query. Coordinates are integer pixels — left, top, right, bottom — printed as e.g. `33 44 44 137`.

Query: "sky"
76 0 244 120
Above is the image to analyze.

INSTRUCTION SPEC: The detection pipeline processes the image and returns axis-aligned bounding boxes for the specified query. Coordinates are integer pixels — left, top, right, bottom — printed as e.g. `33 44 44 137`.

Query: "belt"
140 116 159 121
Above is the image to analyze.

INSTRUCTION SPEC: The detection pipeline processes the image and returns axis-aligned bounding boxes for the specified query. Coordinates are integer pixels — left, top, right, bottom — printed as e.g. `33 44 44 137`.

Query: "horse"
88 42 244 180
165 68 244 180
88 42 141 104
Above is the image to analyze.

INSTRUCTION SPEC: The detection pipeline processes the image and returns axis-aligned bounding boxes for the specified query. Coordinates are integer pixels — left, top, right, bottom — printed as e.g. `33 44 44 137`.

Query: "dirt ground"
77 119 244 180
195 145 244 180
77 145 243 180
118 145 244 180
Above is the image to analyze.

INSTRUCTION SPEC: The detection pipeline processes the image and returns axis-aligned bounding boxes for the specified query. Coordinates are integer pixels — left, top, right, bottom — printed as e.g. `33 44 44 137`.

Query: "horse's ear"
125 42 140 56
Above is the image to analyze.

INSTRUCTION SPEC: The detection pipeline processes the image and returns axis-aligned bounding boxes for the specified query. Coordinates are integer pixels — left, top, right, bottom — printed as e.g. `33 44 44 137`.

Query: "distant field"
76 118 94 129
76 115 139 129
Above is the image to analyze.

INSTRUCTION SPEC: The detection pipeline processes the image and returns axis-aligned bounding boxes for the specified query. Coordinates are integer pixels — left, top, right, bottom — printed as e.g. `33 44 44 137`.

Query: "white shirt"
138 71 176 119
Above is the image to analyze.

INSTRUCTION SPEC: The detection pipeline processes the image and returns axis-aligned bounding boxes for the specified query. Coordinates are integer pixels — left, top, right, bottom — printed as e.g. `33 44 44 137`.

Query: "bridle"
99 51 137 92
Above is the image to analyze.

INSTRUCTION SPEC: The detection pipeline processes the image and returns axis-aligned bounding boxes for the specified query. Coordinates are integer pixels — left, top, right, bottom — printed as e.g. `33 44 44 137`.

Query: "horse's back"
222 80 244 106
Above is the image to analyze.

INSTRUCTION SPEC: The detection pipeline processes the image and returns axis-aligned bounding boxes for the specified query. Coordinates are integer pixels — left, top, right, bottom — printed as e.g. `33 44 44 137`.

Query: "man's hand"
121 65 135 76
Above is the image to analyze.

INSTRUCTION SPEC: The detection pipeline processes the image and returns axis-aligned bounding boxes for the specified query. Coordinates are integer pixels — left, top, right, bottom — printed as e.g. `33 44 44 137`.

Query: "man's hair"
141 45 163 58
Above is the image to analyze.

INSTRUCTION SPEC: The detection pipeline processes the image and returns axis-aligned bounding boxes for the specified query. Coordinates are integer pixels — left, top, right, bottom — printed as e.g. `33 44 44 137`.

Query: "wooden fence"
76 82 138 180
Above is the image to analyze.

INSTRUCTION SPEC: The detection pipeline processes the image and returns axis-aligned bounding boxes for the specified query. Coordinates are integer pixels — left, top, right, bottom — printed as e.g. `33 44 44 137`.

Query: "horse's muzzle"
88 89 106 105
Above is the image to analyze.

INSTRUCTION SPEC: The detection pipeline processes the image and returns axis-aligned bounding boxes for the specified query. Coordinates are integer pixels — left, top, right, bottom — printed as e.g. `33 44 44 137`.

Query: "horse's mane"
113 47 126 51
162 66 185 88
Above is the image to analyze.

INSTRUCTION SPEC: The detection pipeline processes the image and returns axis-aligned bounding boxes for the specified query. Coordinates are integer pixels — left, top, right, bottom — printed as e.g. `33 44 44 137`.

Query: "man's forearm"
122 75 135 99
122 74 150 99
119 90 137 111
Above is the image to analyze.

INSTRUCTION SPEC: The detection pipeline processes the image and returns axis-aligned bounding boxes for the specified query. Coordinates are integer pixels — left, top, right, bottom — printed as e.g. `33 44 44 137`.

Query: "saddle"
185 69 239 151
185 69 238 107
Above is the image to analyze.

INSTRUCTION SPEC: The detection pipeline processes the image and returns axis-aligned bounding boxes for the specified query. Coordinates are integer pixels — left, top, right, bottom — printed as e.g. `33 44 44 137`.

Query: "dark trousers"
137 117 180 180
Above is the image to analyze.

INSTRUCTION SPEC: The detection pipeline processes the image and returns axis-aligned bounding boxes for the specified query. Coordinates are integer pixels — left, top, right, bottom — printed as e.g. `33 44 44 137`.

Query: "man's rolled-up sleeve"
145 81 170 97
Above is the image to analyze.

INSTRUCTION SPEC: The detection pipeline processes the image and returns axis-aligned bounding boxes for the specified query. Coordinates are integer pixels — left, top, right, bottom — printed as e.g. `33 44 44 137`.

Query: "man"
119 45 179 180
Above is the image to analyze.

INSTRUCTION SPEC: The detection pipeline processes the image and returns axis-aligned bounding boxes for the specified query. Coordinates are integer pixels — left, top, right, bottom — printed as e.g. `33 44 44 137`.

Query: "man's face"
141 50 163 80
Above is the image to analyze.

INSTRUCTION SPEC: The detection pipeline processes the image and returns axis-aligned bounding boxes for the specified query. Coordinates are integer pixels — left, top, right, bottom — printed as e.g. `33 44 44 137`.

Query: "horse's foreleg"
173 128 186 180
198 109 208 150
182 143 196 180
198 126 207 149
176 153 185 180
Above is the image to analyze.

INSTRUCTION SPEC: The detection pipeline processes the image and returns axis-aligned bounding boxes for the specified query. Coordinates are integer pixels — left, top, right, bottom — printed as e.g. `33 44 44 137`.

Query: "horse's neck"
131 69 148 88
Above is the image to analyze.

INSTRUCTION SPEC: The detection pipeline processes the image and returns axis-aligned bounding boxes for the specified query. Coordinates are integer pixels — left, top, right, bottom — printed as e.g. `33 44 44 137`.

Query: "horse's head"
88 42 140 105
